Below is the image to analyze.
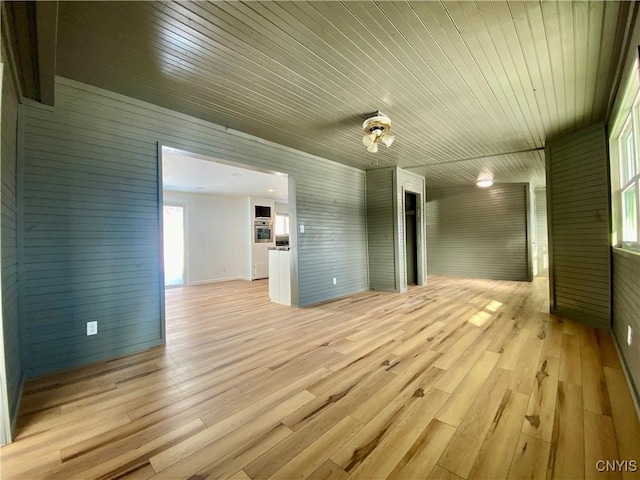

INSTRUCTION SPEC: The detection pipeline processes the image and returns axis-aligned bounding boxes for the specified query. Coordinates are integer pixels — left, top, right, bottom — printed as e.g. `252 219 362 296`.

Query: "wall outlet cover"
87 321 98 336
332 277 337 285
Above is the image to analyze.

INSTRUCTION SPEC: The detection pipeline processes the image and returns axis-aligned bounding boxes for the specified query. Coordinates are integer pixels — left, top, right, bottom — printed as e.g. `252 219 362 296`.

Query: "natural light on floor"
468 300 504 327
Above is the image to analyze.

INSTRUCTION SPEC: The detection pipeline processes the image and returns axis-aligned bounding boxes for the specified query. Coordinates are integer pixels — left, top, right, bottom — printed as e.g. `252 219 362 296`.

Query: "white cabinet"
268 251 278 300
277 251 291 305
269 249 291 306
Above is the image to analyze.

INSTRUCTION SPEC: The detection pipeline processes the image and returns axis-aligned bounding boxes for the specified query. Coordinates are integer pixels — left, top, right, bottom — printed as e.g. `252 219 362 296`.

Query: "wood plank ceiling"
54 1 632 187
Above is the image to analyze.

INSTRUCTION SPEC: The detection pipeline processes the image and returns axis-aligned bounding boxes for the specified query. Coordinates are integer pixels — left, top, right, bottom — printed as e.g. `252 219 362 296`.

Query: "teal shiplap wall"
426 184 529 281
612 249 640 403
366 169 396 292
1 41 23 435
545 123 611 330
366 167 426 292
20 78 368 377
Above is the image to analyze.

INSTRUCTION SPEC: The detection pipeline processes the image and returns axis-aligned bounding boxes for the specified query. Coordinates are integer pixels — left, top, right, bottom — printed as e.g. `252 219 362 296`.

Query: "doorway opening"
163 205 185 287
160 146 289 287
405 191 418 286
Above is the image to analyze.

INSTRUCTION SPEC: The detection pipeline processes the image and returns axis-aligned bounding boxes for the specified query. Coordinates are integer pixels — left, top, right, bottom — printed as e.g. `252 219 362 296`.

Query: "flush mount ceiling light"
362 112 395 153
476 175 493 188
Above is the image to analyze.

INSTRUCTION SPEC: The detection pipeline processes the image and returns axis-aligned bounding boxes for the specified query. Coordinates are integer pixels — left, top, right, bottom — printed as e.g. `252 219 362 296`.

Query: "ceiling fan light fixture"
363 133 375 147
362 112 393 153
380 132 395 147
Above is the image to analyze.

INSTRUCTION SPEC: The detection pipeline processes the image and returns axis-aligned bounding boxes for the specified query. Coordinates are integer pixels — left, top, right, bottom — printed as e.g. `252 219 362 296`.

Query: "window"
610 60 640 250
622 186 637 242
622 127 636 181
275 214 289 235
619 122 638 243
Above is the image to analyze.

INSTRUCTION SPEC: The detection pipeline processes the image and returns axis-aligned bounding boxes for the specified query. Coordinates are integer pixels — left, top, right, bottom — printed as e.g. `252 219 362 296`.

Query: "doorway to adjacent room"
405 191 419 286
163 204 185 287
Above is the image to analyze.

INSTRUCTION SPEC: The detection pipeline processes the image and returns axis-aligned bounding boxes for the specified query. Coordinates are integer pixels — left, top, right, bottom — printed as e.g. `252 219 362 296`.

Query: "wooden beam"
4 1 38 100
2 1 57 106
35 1 57 106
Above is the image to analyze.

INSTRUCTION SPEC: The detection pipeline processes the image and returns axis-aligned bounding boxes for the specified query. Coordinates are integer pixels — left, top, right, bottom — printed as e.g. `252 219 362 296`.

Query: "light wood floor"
1 276 639 480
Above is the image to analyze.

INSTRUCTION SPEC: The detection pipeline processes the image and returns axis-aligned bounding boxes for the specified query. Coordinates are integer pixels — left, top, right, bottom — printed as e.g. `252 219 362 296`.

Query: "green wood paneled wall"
612 249 640 403
20 78 368 376
426 184 529 281
1 41 23 435
545 123 611 329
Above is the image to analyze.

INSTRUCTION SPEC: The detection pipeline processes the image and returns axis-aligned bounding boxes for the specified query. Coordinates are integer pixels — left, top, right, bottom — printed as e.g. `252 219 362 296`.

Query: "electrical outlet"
628 325 634 346
332 277 337 285
87 321 98 336
299 224 305 233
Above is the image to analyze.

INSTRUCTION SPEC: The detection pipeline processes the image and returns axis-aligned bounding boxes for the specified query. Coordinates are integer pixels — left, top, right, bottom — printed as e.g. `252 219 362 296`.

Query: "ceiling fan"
362 112 395 153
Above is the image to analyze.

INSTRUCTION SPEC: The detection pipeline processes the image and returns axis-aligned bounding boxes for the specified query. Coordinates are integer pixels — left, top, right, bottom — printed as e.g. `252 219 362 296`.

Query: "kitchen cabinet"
269 248 291 306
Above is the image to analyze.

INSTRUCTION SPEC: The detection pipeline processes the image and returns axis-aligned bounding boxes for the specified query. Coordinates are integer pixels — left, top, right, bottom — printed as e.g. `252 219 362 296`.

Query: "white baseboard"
188 276 250 286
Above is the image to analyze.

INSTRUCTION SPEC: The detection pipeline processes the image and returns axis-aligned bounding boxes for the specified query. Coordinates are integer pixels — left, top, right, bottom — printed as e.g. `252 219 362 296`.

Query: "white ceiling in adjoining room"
162 147 288 202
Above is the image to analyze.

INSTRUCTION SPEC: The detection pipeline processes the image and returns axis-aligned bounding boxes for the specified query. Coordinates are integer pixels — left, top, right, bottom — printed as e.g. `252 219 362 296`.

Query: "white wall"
535 188 548 276
275 202 289 215
164 191 251 284
529 185 537 279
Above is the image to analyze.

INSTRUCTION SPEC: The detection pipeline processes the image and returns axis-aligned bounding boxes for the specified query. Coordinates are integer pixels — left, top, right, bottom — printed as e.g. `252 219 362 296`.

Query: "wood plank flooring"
1 276 638 480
